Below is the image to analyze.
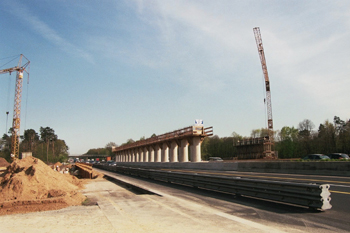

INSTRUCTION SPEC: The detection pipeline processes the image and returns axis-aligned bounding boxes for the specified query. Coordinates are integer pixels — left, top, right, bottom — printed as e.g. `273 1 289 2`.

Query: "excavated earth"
0 158 10 167
0 157 100 215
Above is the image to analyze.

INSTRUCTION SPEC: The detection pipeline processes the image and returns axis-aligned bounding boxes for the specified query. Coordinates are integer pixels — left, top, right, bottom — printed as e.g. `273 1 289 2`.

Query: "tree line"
84 142 117 156
0 127 69 163
201 116 350 160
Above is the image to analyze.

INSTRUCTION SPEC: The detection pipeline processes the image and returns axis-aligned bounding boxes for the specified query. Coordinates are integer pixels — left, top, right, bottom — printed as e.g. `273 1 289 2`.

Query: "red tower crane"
253 27 274 157
0 54 30 160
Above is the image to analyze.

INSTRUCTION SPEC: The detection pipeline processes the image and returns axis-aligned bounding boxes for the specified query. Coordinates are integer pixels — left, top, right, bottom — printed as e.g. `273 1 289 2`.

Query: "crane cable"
0 55 20 69
5 73 12 134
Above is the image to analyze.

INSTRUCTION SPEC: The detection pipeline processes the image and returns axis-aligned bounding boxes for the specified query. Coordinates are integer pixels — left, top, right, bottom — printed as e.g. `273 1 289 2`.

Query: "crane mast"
253 27 274 157
0 54 30 160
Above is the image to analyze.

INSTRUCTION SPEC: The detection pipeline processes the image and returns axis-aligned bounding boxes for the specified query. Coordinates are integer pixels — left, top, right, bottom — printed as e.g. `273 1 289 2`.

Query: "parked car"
302 154 330 160
208 157 223 162
327 153 349 160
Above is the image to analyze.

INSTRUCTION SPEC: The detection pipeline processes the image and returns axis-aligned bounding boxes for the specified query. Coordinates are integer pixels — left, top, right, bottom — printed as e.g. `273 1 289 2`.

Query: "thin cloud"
5 1 94 64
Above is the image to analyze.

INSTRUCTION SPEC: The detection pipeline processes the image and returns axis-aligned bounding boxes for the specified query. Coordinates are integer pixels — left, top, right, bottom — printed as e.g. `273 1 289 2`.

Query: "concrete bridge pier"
124 152 128 162
179 139 189 162
190 137 201 162
149 146 154 162
162 143 169 162
143 147 149 162
154 144 161 162
135 150 139 162
126 150 134 162
126 150 130 162
128 150 132 162
139 148 144 162
169 141 179 162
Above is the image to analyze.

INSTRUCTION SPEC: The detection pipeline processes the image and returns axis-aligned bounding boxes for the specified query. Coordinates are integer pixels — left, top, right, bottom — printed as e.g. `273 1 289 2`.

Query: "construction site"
0 28 275 217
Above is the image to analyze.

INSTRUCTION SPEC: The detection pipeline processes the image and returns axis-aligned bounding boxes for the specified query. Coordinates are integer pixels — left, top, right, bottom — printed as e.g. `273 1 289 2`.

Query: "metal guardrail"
95 164 332 211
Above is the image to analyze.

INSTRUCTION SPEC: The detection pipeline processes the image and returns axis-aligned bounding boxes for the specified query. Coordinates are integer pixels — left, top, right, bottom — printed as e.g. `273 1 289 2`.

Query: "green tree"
334 116 350 153
201 135 235 160
105 142 118 155
21 129 39 152
276 126 299 158
40 127 58 163
297 119 315 155
85 148 109 155
231 132 243 158
124 139 135 145
53 139 69 162
0 134 11 162
250 128 269 138
317 120 336 154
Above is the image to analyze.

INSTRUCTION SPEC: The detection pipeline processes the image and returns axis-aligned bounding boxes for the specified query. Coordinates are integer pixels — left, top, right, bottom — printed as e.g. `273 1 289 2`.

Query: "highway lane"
159 168 350 194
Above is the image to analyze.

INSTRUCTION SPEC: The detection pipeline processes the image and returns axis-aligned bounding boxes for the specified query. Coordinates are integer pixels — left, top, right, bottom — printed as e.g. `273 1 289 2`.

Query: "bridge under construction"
113 125 213 163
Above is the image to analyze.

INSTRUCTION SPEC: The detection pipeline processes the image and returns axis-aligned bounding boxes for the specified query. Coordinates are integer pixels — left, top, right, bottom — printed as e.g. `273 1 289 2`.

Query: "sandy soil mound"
54 162 62 167
0 158 10 167
0 157 86 215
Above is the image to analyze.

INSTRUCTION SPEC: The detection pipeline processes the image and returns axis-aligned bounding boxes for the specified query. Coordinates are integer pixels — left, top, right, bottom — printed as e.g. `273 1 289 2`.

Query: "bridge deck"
113 125 213 152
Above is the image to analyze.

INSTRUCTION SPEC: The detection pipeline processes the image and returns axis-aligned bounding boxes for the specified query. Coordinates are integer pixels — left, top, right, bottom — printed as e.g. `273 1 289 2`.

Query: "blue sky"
1 0 349 155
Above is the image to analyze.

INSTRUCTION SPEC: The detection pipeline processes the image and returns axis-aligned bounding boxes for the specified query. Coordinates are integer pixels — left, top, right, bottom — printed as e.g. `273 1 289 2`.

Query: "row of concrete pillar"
115 137 202 163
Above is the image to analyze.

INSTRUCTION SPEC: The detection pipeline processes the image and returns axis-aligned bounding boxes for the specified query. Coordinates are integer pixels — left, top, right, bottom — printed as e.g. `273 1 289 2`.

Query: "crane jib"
253 27 275 158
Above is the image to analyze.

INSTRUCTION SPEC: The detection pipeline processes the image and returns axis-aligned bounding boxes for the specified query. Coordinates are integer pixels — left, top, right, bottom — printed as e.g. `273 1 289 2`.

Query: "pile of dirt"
0 158 10 167
0 157 87 215
54 162 62 167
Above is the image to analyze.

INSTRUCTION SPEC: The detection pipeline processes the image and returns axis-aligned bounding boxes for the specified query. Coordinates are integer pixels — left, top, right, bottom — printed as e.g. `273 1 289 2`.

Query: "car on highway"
302 154 330 160
327 153 349 160
107 161 117 166
208 157 223 162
